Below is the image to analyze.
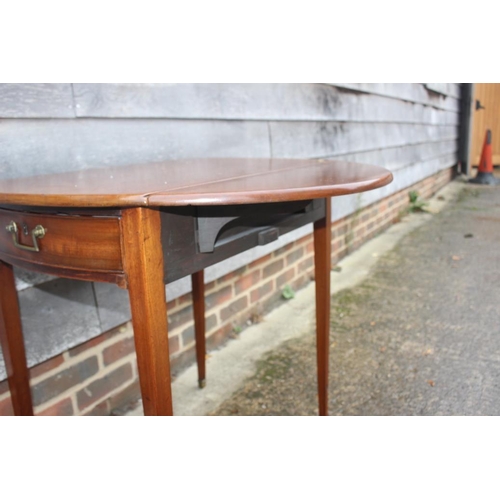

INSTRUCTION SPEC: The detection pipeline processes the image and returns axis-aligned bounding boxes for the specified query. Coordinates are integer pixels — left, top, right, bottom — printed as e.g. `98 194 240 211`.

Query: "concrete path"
130 178 500 415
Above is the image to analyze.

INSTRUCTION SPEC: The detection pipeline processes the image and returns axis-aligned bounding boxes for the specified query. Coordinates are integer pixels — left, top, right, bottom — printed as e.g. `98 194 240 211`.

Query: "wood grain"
332 140 457 170
0 159 393 207
0 119 270 180
0 260 34 415
73 83 459 124
191 270 206 388
0 120 457 183
329 83 461 111
314 198 331 416
0 253 126 288
0 208 123 274
470 83 500 165
0 84 75 118
269 122 458 160
121 207 173 416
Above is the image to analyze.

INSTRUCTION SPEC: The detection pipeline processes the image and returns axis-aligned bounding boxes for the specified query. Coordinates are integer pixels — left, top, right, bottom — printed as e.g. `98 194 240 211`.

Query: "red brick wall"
0 167 454 416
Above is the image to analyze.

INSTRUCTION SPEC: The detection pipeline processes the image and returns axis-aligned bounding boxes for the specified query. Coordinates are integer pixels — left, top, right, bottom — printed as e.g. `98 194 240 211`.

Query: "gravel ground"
210 184 500 416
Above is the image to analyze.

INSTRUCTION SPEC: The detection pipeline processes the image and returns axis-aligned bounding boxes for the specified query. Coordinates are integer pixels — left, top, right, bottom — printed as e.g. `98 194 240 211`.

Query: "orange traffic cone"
470 130 499 185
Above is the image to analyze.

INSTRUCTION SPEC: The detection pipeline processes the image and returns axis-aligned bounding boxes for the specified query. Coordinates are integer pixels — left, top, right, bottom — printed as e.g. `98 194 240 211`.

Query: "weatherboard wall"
0 83 461 379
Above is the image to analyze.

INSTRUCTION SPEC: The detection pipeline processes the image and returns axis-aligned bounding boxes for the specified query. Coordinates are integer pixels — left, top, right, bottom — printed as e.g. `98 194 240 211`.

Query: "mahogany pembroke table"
0 159 392 416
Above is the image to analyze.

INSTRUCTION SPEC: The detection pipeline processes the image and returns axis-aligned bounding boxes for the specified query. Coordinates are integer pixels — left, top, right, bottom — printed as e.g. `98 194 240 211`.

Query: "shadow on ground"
210 185 500 416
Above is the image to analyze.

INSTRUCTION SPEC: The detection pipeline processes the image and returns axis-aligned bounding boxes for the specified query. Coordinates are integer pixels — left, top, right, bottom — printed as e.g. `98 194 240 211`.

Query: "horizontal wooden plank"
329 83 461 112
331 140 458 172
73 83 459 124
0 84 75 118
0 118 457 182
356 153 457 211
330 152 457 223
424 83 461 98
0 278 101 380
269 121 459 159
334 83 462 108
0 119 270 179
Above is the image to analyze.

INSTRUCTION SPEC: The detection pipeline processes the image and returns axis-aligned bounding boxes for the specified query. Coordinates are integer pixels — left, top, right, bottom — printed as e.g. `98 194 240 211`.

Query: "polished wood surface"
0 208 123 276
121 208 173 416
0 159 393 207
313 198 332 416
191 270 206 388
0 260 34 415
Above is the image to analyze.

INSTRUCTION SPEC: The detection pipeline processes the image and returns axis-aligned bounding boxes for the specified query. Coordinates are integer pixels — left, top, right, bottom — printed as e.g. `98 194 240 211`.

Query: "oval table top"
0 158 393 208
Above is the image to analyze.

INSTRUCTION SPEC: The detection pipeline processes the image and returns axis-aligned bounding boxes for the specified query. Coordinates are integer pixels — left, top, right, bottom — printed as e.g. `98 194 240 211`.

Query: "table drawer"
0 208 123 273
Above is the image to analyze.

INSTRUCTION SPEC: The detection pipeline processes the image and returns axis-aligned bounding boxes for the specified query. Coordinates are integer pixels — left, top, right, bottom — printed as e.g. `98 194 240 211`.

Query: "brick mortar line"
205 285 282 334
28 327 134 386
78 366 137 416
168 293 257 347
233 276 276 301
96 346 105 372
33 356 136 414
69 392 78 416
102 345 139 372
35 359 136 415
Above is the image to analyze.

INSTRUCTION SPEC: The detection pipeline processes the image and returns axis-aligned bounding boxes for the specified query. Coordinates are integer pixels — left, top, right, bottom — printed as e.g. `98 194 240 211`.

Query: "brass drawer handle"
5 221 46 252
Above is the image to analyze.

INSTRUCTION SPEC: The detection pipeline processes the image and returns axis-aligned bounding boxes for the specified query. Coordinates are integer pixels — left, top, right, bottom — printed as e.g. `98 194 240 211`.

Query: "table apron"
160 199 326 283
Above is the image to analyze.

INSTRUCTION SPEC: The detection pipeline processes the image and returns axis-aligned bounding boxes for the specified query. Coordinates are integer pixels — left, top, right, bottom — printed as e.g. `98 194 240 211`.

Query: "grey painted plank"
432 83 461 99
0 119 270 179
326 152 457 227
331 140 458 172
0 279 101 380
73 83 459 124
424 83 461 98
332 83 462 109
355 152 457 211
330 83 461 112
0 119 456 180
0 84 75 118
269 121 458 159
